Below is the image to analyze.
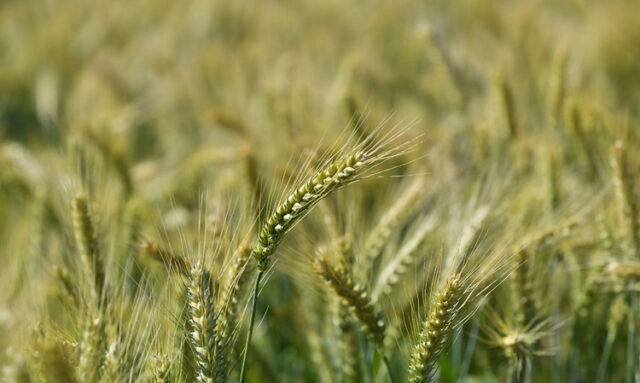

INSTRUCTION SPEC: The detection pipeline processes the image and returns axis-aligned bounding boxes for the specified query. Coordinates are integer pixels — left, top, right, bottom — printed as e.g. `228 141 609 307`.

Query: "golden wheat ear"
72 195 105 305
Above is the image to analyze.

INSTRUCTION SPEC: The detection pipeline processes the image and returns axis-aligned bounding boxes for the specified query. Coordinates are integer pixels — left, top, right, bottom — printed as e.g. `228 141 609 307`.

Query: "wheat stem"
383 355 397 383
239 269 263 383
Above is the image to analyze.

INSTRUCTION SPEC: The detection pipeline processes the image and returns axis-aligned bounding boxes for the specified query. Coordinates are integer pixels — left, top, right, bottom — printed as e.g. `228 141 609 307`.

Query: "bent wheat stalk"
240 127 415 382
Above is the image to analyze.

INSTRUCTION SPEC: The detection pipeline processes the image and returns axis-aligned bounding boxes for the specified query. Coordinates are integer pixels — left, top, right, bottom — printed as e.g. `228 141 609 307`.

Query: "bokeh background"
2 0 640 382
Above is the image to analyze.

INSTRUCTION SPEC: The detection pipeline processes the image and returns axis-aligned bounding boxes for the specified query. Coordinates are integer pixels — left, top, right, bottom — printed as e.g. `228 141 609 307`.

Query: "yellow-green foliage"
1 0 640 382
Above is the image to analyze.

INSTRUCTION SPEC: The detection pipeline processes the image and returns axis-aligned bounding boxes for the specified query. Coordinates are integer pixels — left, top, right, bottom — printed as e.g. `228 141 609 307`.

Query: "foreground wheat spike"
253 130 416 271
253 147 384 271
409 275 461 383
186 261 217 383
314 255 386 346
611 141 640 256
241 129 413 381
72 195 105 301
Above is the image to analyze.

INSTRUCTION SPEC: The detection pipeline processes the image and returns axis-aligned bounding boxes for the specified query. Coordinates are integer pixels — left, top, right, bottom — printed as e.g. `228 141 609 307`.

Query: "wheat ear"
611 141 640 256
54 266 79 307
514 249 537 326
315 256 386 345
98 339 118 382
72 195 105 302
186 261 217 383
409 275 462 383
253 149 368 271
314 255 396 382
565 102 598 179
240 128 414 382
240 138 400 381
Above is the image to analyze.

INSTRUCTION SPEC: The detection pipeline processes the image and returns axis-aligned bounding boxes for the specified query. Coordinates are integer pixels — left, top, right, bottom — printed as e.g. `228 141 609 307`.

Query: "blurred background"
2 0 640 382
2 0 639 146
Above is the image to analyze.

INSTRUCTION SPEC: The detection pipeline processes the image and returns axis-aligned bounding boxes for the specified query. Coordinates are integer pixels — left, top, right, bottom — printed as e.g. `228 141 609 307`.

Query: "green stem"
626 292 638 383
596 326 617 383
239 270 264 383
383 355 396 383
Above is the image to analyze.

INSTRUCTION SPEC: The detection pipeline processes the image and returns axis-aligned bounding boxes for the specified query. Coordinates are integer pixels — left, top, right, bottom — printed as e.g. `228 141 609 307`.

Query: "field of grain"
2 0 640 382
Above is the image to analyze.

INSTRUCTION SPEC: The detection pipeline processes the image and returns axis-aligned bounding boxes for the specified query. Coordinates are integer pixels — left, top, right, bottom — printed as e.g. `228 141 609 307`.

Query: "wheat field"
1 0 640 382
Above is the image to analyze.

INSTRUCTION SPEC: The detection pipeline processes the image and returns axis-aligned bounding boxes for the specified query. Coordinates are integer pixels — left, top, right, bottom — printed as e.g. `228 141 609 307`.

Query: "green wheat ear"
186 261 218 383
611 141 640 256
72 195 105 303
409 275 462 383
152 354 171 383
314 254 386 346
252 149 368 271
